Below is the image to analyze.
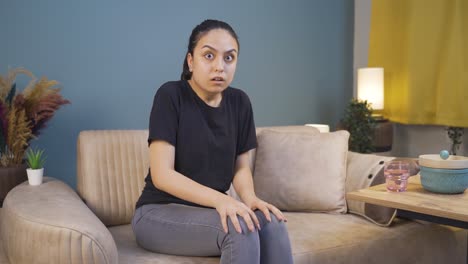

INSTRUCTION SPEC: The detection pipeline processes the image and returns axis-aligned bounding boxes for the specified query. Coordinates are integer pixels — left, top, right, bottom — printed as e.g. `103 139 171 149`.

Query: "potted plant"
446 126 464 155
25 147 46 185
0 68 69 194
339 99 376 153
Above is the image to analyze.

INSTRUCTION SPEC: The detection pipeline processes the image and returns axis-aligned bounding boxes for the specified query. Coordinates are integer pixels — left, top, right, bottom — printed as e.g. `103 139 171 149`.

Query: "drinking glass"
384 161 410 192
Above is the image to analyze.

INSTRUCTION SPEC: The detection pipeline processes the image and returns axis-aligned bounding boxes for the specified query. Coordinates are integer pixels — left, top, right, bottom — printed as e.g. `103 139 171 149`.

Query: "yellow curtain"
369 0 468 126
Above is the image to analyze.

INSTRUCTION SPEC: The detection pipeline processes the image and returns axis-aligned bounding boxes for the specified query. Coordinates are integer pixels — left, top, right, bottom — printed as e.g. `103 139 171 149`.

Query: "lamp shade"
304 124 330 133
357 67 384 110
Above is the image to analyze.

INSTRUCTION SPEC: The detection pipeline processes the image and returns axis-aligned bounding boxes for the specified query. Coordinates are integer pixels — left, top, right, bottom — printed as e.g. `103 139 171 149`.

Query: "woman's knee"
227 215 258 235
266 213 282 225
224 216 260 247
222 216 260 261
254 211 288 232
254 210 278 224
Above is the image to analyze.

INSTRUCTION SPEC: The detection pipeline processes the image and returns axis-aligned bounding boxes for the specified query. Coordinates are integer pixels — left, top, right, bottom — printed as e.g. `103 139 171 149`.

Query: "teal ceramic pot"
420 166 468 194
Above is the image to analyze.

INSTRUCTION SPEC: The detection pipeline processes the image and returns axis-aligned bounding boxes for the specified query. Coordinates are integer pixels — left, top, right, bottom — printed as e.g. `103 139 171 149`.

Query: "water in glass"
384 161 410 192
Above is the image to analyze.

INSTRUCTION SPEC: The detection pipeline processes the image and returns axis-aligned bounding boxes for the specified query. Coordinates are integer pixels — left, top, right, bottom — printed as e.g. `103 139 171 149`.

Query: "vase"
0 164 28 206
26 168 44 186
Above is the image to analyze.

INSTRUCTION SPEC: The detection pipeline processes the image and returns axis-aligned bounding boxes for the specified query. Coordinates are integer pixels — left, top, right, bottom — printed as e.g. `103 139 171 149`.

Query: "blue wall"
0 0 354 188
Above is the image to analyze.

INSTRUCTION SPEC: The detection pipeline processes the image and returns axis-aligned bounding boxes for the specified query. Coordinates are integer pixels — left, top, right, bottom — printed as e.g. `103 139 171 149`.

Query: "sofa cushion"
226 126 320 201
109 225 219 264
285 213 466 264
250 126 321 173
253 129 349 213
77 130 149 226
108 214 466 264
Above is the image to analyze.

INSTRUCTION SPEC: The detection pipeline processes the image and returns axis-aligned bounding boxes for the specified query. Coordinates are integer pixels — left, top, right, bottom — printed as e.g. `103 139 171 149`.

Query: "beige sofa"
0 127 466 264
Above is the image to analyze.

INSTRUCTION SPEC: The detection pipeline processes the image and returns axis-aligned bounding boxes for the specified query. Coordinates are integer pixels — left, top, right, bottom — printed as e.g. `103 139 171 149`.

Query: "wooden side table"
347 175 468 263
0 165 28 207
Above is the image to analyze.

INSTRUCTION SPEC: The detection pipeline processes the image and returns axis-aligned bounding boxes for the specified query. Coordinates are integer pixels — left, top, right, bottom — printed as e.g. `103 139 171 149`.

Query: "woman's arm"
149 140 259 233
231 150 257 204
150 140 227 208
232 150 287 222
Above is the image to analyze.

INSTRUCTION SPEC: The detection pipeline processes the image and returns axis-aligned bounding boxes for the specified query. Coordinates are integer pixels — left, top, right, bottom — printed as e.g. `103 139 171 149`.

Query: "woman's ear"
187 53 193 72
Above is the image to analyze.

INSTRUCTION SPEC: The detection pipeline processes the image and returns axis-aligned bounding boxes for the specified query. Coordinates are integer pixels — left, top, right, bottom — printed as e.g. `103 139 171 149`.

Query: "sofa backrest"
77 130 150 226
77 126 319 226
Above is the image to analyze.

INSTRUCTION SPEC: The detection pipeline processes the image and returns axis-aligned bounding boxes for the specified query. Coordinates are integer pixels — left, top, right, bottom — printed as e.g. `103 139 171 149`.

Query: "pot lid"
419 152 468 169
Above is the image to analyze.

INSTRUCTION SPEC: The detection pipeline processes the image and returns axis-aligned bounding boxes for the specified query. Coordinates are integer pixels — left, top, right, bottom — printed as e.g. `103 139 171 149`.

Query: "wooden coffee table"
347 174 468 263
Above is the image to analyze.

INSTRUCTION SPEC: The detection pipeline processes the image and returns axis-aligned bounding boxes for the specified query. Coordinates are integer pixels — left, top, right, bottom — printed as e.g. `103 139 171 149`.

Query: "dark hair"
181 19 240 80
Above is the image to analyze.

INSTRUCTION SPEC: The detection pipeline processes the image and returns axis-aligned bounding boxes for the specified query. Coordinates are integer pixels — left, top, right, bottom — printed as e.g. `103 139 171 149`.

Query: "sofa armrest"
346 152 420 194
345 152 420 226
0 177 118 264
345 152 395 194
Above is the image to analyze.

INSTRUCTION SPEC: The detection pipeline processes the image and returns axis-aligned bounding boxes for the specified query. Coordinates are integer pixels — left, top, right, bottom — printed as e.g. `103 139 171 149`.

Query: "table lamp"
357 67 384 118
357 67 393 152
304 124 330 133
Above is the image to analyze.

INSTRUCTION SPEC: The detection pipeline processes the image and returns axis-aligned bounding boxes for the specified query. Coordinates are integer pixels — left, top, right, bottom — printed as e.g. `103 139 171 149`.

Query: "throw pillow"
227 126 320 201
253 129 350 213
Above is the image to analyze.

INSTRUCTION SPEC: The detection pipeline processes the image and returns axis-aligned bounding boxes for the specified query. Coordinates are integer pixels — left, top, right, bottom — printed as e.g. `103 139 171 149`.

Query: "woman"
132 19 293 264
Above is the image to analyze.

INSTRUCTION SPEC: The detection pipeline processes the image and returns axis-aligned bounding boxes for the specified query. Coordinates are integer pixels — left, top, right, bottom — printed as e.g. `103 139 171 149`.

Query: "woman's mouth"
211 77 225 83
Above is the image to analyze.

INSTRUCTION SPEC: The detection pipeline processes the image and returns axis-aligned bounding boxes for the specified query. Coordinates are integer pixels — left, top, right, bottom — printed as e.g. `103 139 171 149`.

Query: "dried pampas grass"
0 67 69 167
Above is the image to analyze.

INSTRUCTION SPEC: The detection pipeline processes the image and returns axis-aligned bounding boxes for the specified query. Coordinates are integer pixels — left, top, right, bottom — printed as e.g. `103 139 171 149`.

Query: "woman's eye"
225 55 234 62
204 53 214 60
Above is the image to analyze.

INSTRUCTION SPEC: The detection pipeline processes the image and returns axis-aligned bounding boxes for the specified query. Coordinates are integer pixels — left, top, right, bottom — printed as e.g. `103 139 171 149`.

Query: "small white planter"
27 168 44 186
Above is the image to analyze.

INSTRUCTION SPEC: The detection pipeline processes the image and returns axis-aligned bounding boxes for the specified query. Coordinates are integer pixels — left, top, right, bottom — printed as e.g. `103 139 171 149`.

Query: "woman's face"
187 29 238 96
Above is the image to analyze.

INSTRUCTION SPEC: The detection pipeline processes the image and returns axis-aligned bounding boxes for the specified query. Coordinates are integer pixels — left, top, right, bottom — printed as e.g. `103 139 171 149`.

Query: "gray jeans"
132 203 293 264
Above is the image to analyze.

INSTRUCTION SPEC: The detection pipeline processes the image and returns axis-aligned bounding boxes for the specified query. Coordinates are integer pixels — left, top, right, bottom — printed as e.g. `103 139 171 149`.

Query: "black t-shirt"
135 80 257 209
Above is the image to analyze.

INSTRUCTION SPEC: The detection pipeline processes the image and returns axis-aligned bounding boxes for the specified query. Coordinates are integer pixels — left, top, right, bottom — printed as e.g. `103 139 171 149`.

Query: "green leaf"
340 99 376 153
446 126 464 155
26 147 46 169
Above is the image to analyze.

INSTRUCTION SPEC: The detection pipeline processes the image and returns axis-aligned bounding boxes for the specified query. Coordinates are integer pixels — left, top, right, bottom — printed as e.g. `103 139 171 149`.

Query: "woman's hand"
215 196 260 234
243 196 287 223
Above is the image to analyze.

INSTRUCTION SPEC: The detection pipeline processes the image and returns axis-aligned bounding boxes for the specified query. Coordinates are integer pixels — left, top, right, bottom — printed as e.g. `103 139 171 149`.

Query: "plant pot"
27 168 44 186
372 119 393 152
0 164 28 205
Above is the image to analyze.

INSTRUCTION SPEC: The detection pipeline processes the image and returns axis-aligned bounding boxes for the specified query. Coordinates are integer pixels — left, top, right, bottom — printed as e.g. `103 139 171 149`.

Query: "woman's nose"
213 58 224 72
